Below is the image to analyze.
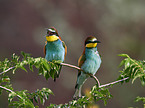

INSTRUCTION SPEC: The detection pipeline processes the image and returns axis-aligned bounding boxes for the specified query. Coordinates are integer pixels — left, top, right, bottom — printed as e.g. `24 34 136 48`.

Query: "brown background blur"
0 0 145 108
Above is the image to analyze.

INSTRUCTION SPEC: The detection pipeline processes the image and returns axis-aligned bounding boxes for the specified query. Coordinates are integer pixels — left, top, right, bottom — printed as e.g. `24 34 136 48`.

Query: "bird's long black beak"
95 40 101 43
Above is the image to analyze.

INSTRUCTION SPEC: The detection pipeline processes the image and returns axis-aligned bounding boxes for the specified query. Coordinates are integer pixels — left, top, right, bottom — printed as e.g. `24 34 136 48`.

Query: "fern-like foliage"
118 54 145 86
0 52 144 108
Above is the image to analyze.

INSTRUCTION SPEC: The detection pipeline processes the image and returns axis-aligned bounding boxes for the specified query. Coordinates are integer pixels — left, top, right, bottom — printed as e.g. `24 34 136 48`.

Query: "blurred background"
0 0 145 107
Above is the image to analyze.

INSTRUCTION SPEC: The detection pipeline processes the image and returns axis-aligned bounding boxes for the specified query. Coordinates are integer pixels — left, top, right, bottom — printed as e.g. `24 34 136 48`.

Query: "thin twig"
0 66 15 75
60 63 82 71
99 77 129 88
0 85 22 99
90 75 100 87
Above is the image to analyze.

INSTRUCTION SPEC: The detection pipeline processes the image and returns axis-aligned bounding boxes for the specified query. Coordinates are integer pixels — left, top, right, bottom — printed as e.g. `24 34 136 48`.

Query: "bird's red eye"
48 32 54 35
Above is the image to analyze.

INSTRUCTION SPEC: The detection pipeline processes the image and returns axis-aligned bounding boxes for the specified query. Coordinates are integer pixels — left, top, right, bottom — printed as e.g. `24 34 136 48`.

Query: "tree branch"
0 66 15 75
60 62 82 71
0 62 129 89
90 75 100 87
99 77 129 88
0 85 22 99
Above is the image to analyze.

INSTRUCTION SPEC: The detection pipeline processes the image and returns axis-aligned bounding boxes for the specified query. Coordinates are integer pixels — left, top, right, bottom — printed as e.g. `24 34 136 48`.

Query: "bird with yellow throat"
74 36 101 98
44 27 67 81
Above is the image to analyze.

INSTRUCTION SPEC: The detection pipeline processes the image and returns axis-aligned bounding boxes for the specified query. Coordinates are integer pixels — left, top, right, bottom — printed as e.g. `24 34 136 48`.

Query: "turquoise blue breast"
45 39 65 62
81 47 101 75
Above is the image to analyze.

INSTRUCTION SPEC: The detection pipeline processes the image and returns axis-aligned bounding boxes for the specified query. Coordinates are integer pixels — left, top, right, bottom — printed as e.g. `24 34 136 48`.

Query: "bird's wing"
78 52 86 68
44 41 47 56
75 52 86 89
62 41 67 60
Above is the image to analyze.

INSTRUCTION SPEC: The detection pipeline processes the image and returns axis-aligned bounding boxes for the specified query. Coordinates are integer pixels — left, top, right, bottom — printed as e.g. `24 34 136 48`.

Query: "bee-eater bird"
44 27 67 81
73 36 101 98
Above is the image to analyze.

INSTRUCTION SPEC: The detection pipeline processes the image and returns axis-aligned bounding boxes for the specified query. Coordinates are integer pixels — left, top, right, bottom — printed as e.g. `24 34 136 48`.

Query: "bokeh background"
0 0 145 107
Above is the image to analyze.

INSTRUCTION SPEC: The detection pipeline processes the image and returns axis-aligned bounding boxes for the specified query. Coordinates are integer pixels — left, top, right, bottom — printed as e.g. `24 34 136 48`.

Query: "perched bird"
73 36 101 98
44 27 67 81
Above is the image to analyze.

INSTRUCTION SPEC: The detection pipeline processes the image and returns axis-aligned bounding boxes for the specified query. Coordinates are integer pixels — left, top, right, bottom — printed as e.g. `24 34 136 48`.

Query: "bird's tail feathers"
73 72 89 99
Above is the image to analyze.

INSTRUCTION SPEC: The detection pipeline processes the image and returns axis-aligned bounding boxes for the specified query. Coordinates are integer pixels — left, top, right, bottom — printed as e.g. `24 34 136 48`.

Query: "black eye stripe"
85 40 99 45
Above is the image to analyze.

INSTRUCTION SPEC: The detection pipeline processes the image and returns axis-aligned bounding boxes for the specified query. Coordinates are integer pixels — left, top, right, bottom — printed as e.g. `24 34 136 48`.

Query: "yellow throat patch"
86 43 97 48
46 35 59 42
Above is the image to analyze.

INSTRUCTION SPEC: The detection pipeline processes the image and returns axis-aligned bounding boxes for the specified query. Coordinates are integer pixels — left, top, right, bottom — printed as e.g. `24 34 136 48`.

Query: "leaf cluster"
8 88 53 108
48 86 112 108
90 86 112 106
0 52 57 107
118 54 145 86
0 51 61 80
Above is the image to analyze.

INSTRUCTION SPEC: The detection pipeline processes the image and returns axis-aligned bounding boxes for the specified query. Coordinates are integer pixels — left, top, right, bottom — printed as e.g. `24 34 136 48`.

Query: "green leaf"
34 58 41 68
135 96 145 103
45 71 50 80
119 59 126 67
12 67 17 74
39 96 45 105
20 66 27 72
29 88 53 106
11 53 20 64
49 104 56 108
124 67 130 77
42 88 54 96
90 86 112 106
39 63 50 80
131 67 139 78
140 76 145 86
38 66 43 75
50 69 55 79
21 51 31 60
53 60 63 64
41 59 50 72
34 95 39 103
8 92 16 102
29 62 34 72
124 58 131 69
118 54 130 58
132 73 144 84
